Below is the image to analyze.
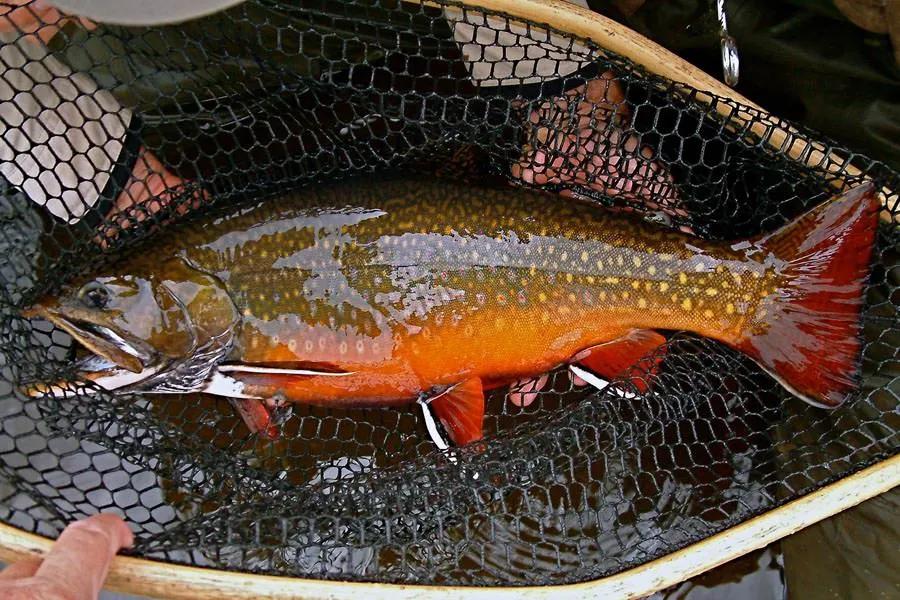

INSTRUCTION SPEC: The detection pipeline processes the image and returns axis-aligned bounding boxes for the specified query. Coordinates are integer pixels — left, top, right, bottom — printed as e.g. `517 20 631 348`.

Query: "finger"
508 374 549 407
34 514 133 600
0 556 42 580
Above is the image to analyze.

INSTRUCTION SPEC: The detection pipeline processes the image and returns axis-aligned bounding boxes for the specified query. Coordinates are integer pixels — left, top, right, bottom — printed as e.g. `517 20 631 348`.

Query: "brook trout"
24 179 879 445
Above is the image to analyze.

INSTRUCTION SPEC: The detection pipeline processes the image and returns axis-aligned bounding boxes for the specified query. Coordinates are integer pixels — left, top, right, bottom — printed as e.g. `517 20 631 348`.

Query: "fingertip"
75 513 134 549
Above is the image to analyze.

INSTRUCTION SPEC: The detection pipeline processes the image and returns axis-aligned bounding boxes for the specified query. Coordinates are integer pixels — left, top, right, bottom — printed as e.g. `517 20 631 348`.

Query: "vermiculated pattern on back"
0 0 896 587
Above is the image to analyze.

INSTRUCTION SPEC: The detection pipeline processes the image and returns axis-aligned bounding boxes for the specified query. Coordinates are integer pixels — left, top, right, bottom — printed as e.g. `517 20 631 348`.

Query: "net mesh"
0 0 897 586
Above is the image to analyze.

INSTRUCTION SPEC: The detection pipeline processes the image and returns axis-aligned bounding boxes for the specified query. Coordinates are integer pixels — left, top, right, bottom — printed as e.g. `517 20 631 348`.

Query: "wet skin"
29 178 876 425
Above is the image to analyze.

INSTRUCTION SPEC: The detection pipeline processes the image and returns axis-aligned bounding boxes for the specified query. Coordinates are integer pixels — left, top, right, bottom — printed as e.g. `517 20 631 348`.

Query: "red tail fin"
737 184 879 407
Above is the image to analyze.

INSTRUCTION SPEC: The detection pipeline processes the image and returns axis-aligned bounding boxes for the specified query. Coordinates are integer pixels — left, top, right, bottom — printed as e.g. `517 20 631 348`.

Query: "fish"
22 178 879 446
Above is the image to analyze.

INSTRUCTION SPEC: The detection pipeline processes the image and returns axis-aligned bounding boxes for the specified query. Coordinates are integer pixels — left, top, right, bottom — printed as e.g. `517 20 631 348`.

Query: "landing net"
0 0 896 586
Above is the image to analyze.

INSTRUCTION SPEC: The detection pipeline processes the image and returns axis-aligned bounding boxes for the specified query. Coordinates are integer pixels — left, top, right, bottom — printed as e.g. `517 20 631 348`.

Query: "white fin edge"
198 371 263 399
217 365 355 376
417 397 450 451
569 364 637 399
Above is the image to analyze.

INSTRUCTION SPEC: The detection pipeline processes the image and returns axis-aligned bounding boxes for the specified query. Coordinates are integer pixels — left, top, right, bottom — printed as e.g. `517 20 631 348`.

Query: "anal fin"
429 377 485 446
572 330 667 393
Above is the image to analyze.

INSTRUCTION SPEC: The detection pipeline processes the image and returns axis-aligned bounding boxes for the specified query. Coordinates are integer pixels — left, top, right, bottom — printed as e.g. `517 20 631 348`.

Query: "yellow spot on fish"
638 298 647 308
678 272 688 284
632 281 640 289
671 293 678 302
566 273 574 283
581 251 589 263
622 291 630 300
682 298 693 310
742 293 752 302
530 266 537 276
645 282 653 292
705 288 718 296
659 282 670 292
599 291 607 301
260 250 268 258
559 306 572 315
596 259 604 270
567 293 577 302
703 309 714 318
648 265 657 276
617 256 625 267
633 257 642 268
760 289 769 298
605 277 620 284
243 308 252 316
752 271 762 279
587 276 596 284
726 303 735 314
539 292 547 302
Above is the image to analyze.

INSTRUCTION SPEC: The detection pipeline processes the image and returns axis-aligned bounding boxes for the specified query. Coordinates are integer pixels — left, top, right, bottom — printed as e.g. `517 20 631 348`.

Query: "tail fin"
737 184 879 407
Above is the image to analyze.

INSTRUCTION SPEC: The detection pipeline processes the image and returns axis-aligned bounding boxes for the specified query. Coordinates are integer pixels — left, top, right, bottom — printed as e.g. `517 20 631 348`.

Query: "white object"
0 33 130 223
47 0 247 27
443 0 593 89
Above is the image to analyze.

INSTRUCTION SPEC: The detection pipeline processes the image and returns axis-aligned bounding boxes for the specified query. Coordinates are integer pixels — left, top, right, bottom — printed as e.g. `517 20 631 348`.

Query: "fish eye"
78 282 111 310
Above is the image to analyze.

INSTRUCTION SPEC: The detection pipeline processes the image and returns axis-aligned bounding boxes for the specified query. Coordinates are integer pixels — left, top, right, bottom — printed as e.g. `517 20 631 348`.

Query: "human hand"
0 0 95 45
0 513 133 600
98 147 208 243
511 71 688 231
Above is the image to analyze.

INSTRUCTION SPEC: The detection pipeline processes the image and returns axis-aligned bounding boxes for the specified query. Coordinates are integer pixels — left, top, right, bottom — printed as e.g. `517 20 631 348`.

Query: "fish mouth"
25 354 164 398
22 305 162 397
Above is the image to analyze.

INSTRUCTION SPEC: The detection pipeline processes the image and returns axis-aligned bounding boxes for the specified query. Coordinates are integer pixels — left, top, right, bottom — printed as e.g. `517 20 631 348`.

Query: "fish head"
23 258 238 394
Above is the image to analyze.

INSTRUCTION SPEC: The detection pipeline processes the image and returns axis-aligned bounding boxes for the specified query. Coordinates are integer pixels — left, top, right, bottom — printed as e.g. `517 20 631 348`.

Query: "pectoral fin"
228 398 279 440
428 377 485 446
571 330 667 393
205 364 352 440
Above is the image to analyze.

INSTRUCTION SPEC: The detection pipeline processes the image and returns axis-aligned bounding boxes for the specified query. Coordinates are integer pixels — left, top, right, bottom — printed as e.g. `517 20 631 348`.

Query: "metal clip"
717 0 739 87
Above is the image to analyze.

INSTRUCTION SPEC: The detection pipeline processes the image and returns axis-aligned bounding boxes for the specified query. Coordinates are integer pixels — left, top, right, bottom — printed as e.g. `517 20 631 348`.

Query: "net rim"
0 454 894 599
